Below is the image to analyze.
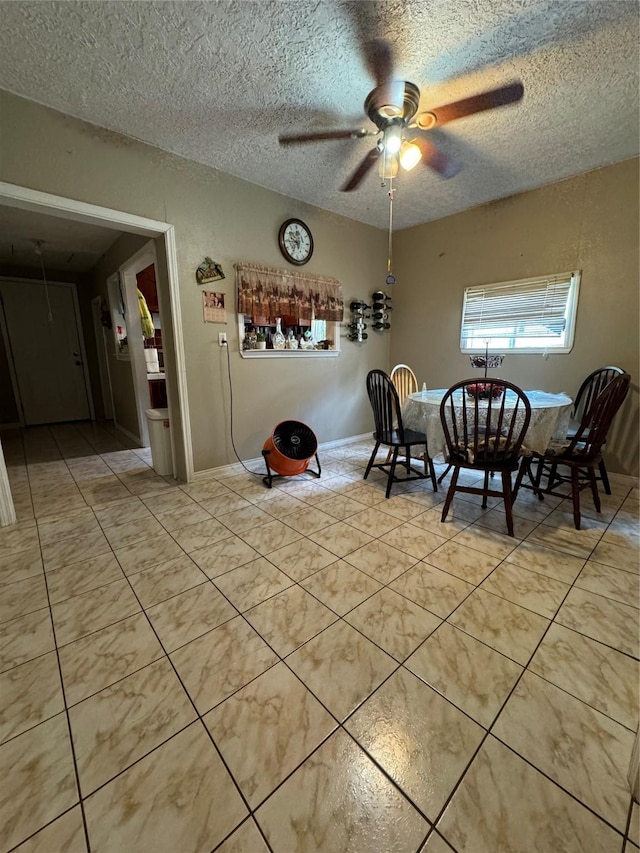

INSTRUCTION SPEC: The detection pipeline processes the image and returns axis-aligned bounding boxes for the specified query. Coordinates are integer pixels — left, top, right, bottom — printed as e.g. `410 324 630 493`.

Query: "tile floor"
0 421 639 853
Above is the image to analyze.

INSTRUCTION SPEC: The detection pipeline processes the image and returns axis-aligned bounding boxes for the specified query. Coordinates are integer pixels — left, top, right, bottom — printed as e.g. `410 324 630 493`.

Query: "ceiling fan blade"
341 149 378 192
365 38 394 88
413 137 462 179
279 129 369 145
416 81 524 130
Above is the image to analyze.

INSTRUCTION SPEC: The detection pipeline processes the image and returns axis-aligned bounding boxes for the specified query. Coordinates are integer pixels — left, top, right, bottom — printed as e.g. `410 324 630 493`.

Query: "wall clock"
278 218 313 266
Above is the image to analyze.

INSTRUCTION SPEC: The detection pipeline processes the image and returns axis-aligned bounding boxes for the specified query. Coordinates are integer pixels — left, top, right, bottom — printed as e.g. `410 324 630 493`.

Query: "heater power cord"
222 338 265 478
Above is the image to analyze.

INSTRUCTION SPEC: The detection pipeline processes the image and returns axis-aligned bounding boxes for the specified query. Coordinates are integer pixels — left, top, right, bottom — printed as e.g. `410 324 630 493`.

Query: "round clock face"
279 219 313 265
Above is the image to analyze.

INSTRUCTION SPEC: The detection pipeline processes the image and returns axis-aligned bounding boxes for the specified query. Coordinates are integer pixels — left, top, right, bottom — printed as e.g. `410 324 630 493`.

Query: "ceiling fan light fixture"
399 139 422 171
378 151 399 179
383 124 402 155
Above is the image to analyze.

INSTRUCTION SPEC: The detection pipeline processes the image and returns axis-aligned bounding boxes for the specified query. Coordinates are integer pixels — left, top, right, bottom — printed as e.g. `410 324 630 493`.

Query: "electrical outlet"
218 332 227 347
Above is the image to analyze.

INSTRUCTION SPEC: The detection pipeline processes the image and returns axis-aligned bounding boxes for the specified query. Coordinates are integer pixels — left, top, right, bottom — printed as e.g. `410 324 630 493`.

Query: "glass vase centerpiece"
272 318 286 350
467 343 505 398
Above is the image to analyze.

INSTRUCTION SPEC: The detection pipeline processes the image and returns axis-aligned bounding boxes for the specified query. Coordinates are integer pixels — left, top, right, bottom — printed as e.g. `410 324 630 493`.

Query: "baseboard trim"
192 432 373 482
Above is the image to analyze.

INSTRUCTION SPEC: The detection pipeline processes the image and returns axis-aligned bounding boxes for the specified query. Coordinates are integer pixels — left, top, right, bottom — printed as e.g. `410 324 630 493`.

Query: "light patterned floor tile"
146 582 237 652
205 662 336 807
170 616 278 713
0 609 55 672
213 557 294 612
239 517 303 555
286 620 396 721
189 534 258 578
69 657 195 796
380 522 447 560
255 728 427 852
529 623 639 731
423 539 501 584
51 579 141 646
345 587 441 661
244 585 337 656
12 805 87 852
281 506 337 535
84 722 247 852
113 532 185 576
437 734 622 853
449 588 550 665
0 522 40 556
218 504 273 535
479 562 570 618
102 515 166 550
346 667 484 819
154 503 212 533
525 522 602 560
343 539 418 584
215 818 270 853
300 560 382 616
126 554 207 608
344 506 403 537
266 539 338 581
170 517 232 552
58 612 164 706
493 671 634 830
575 560 639 606
41 530 111 572
307 521 374 558
556 586 639 657
313 494 369 520
391 562 474 618
37 508 100 546
141 488 197 515
504 539 586 584
0 574 49 624
451 526 517 560
406 622 523 727
0 547 43 588
93 497 152 529
1 713 78 851
46 553 124 605
0 651 64 743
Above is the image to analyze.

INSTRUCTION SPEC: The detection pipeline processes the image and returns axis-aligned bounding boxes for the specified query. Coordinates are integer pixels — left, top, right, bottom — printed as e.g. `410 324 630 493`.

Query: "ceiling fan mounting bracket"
365 81 420 130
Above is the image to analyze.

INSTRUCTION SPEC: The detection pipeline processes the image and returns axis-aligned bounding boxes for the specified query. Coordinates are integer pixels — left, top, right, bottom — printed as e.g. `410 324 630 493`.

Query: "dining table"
402 388 573 457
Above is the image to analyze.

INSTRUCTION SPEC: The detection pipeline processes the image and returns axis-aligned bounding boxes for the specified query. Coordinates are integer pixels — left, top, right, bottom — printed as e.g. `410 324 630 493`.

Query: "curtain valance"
235 262 344 322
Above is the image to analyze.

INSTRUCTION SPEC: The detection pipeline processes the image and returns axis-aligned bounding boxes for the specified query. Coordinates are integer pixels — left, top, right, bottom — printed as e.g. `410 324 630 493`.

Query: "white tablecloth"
402 389 573 456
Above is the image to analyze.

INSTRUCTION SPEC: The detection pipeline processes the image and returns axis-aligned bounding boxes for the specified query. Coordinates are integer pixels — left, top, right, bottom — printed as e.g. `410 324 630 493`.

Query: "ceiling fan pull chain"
386 182 396 285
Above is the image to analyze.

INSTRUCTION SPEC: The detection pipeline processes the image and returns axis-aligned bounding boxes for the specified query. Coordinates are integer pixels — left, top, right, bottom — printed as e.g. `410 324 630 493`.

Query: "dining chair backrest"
390 364 418 405
564 372 630 460
440 378 531 468
366 369 406 443
572 366 625 422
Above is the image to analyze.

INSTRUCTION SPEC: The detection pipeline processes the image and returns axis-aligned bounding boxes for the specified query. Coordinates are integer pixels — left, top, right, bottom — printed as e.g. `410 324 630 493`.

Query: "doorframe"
0 276 95 425
0 180 194 483
90 295 114 420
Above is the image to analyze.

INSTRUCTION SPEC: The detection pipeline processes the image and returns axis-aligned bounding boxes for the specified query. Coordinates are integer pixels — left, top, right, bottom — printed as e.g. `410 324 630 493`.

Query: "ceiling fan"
279 40 524 192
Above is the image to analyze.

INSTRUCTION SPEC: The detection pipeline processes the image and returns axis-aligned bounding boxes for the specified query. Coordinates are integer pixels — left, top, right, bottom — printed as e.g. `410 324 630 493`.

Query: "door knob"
75 360 82 366
73 351 79 356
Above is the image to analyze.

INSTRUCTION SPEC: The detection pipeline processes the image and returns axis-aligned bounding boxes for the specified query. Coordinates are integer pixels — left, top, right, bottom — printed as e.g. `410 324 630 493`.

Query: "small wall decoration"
196 257 225 284
203 291 226 324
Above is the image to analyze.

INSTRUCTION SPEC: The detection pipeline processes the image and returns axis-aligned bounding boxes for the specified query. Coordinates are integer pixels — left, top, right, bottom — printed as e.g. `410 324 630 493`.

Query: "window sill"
240 349 340 359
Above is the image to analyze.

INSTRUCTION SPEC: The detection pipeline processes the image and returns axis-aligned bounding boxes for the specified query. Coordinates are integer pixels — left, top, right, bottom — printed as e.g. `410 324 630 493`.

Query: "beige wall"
393 158 639 476
1 91 389 472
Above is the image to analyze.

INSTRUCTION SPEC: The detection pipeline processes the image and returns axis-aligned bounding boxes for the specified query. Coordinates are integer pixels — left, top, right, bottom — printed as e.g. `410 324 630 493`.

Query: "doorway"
0 277 94 425
0 180 194 483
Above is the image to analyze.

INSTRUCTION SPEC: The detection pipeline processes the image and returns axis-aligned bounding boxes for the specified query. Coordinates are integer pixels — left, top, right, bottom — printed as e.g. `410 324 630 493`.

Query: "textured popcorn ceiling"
0 0 638 230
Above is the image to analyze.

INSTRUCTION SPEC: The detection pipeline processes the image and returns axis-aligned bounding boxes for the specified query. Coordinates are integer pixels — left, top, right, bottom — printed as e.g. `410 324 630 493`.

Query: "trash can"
146 408 173 476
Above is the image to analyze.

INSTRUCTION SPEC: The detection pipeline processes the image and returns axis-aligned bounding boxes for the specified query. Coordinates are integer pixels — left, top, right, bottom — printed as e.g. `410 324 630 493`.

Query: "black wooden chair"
364 369 437 498
567 366 625 494
439 379 531 536
515 372 630 529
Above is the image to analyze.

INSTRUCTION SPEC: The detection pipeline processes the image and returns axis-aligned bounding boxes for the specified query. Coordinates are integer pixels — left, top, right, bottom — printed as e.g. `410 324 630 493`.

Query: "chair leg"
482 471 490 508
424 452 438 492
588 465 601 513
440 467 459 522
438 463 452 484
386 447 399 498
502 470 514 537
570 467 581 530
512 457 527 502
598 459 612 495
364 442 380 480
532 457 546 501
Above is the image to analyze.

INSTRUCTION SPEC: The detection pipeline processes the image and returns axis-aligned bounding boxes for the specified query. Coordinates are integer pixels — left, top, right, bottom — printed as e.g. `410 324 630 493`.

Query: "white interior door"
0 279 91 425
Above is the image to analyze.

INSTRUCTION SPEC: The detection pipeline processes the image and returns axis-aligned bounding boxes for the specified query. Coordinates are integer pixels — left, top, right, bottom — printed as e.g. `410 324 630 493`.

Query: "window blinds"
460 272 576 344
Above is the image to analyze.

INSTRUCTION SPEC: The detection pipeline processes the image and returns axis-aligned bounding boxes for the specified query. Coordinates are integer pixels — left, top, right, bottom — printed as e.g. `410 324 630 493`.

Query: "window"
460 271 580 354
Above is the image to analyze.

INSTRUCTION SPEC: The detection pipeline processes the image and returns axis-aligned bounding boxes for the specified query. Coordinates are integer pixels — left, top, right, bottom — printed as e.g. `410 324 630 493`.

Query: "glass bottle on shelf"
273 317 286 350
